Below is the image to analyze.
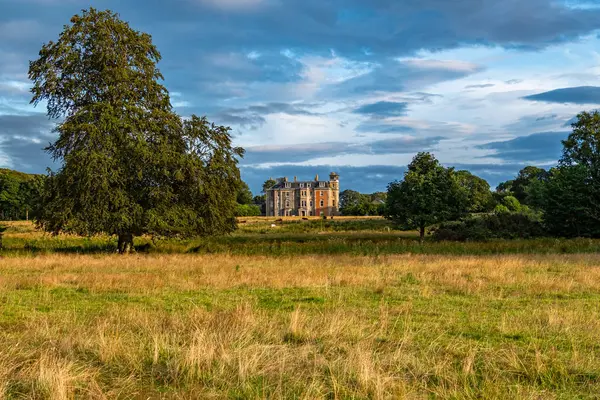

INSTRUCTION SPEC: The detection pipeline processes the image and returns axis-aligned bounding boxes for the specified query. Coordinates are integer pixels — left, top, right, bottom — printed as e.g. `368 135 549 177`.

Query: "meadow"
1 219 600 398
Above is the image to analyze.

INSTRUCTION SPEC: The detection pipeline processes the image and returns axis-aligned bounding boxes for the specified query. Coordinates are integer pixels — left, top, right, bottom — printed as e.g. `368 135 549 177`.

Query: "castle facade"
266 173 340 217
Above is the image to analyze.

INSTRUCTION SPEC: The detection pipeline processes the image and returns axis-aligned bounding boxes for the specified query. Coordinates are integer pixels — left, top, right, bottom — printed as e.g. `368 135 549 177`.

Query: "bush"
432 212 546 241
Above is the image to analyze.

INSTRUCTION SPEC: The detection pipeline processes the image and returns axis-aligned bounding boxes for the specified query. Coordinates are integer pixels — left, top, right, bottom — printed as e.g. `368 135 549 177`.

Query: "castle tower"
329 172 340 215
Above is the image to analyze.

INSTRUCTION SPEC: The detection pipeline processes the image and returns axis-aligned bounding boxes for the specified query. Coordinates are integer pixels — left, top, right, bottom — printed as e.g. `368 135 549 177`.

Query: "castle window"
285 192 289 197
319 182 325 188
307 183 311 188
333 200 336 207
285 183 291 188
300 183 304 188
320 200 324 207
320 191 323 196
286 201 290 208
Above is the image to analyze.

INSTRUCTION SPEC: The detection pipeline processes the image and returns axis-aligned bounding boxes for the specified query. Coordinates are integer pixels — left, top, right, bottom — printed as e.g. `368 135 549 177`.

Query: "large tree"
541 165 597 237
539 111 600 237
386 152 467 243
30 8 243 252
561 111 600 171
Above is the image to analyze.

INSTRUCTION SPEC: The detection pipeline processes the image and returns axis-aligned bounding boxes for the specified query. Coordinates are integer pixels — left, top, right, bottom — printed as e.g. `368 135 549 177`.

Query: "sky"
1 0 600 194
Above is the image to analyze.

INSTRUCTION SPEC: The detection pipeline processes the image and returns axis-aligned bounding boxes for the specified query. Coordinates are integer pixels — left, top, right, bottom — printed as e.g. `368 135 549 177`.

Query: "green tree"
0 169 44 220
538 111 600 237
262 179 277 193
542 165 598 237
501 196 521 212
0 173 21 220
511 166 549 204
235 204 261 217
561 111 600 170
455 170 494 213
252 195 266 216
30 9 243 253
339 190 362 215
385 152 467 243
237 181 254 205
496 180 514 194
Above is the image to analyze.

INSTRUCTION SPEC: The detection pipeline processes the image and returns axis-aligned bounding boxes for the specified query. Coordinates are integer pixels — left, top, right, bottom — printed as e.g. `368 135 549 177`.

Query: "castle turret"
329 172 340 215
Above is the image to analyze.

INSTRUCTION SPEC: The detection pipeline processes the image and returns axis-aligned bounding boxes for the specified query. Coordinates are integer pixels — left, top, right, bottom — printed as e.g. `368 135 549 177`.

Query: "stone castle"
266 173 340 217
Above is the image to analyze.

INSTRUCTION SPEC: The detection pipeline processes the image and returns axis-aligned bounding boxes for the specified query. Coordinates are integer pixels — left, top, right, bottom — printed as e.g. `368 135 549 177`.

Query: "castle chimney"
283 177 288 182
315 174 319 181
294 176 297 182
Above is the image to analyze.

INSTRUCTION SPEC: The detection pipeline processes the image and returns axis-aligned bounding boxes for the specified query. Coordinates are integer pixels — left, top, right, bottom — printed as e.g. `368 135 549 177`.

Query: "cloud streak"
523 86 600 104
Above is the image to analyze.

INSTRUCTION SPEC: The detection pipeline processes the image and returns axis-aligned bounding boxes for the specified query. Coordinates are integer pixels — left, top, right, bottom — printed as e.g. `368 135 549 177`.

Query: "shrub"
432 211 546 241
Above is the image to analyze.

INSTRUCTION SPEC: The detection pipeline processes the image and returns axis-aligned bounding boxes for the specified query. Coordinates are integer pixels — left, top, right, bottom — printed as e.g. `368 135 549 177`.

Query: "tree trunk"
419 224 425 245
117 233 134 254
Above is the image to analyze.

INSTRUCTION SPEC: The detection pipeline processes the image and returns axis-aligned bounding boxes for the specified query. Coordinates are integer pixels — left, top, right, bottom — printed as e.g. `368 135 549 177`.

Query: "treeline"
385 110 600 242
339 191 387 216
0 169 44 220
235 179 276 217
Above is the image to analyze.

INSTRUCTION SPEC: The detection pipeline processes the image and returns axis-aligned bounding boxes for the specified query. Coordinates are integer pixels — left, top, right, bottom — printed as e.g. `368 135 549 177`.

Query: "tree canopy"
385 152 467 242
539 111 600 237
236 181 254 205
339 190 385 216
0 169 44 221
30 8 244 252
455 170 494 213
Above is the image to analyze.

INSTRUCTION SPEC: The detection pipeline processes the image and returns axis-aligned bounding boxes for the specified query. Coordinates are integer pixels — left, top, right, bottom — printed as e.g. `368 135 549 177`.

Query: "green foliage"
541 165 600 237
29 8 243 251
236 181 254 205
501 196 522 212
534 111 600 238
339 190 384 216
496 180 514 194
494 204 510 214
432 212 546 241
235 204 261 217
0 169 44 220
262 179 277 193
385 152 468 241
561 110 600 170
512 166 549 204
455 170 494 212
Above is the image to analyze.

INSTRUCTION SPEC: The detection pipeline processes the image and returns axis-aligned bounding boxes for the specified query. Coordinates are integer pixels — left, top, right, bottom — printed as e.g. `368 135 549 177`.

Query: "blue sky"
1 0 600 194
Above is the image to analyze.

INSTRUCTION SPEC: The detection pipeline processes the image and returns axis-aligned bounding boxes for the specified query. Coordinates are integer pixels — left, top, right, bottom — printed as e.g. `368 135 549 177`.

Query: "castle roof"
268 180 332 190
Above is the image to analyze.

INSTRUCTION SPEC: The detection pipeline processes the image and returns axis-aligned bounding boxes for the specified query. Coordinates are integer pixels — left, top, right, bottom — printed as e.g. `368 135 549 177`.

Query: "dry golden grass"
0 254 599 398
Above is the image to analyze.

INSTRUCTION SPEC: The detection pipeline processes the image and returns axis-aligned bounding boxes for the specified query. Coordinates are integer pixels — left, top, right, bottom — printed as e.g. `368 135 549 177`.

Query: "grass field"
3 218 600 256
1 220 600 398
